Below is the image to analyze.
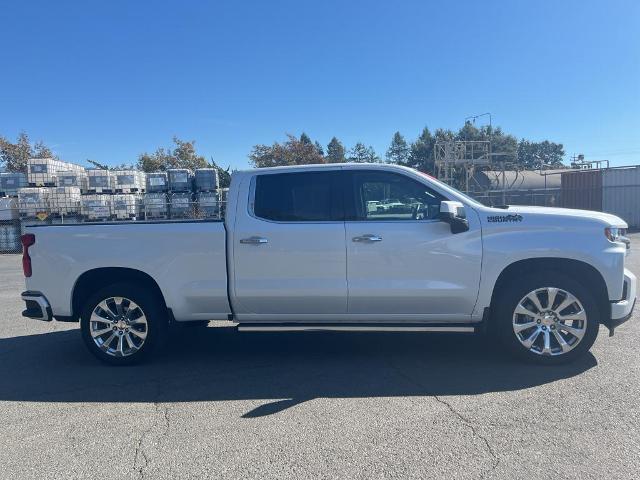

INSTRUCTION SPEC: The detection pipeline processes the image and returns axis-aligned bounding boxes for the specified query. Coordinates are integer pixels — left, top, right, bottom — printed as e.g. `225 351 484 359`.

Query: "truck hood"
499 205 627 228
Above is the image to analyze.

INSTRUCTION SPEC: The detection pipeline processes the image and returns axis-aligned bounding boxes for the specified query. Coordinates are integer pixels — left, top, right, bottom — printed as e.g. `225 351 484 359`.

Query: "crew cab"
20 163 636 365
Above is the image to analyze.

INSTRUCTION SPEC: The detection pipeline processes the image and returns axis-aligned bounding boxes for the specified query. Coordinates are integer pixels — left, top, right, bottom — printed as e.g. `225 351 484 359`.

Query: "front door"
232 170 347 318
344 170 482 319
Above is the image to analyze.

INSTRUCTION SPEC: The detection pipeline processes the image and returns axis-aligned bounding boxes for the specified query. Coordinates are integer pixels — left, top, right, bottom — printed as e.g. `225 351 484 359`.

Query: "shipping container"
27 158 84 186
167 169 193 192
194 168 219 192
560 170 603 211
146 172 168 193
86 169 115 193
18 187 50 217
143 192 168 218
603 166 640 229
81 194 112 220
49 187 82 216
112 194 142 220
113 170 146 193
56 170 88 191
0 172 27 196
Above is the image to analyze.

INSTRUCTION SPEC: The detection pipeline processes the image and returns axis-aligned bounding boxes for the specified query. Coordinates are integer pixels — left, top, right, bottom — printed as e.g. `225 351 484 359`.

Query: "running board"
237 323 476 333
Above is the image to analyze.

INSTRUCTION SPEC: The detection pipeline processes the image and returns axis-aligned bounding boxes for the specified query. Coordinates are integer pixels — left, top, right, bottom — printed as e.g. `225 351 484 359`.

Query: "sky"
1 0 639 170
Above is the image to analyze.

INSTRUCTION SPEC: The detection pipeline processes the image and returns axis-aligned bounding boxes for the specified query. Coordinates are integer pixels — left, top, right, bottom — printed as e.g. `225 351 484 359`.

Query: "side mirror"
439 201 469 234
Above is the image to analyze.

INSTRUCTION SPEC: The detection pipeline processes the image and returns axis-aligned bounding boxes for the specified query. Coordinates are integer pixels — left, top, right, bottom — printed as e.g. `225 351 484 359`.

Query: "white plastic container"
81 194 112 220
113 170 146 193
50 187 82 216
143 193 168 219
0 220 21 252
0 172 27 196
112 194 142 220
196 191 219 217
86 169 115 193
0 197 19 220
56 170 88 191
168 169 193 192
169 192 193 218
27 158 84 186
146 172 168 193
18 187 50 217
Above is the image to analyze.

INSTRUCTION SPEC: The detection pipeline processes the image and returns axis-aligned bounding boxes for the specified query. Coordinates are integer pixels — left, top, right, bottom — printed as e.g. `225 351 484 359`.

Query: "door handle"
240 236 268 245
352 234 382 243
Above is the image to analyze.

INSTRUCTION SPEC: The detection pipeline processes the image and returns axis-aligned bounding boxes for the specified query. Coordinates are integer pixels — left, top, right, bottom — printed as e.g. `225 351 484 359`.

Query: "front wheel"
80 283 167 365
493 273 601 365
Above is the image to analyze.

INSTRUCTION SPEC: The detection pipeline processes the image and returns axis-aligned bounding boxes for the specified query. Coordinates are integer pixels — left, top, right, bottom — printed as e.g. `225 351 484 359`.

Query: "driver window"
352 171 443 221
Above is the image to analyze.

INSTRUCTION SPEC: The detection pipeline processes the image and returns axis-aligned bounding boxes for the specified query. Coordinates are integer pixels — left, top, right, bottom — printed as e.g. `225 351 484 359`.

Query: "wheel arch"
71 267 167 321
489 257 610 322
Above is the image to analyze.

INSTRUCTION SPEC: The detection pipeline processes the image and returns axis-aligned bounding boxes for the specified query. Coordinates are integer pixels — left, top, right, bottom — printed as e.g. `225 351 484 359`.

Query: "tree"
517 140 565 169
407 127 435 173
348 143 370 163
248 134 325 168
137 137 208 172
314 141 324 156
86 159 110 170
299 132 312 145
326 137 346 163
385 131 410 164
0 132 56 173
208 156 231 188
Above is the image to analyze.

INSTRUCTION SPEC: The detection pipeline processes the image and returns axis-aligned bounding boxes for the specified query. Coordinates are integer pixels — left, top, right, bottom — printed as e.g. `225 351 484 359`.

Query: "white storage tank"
18 187 50 217
112 194 142 220
0 172 27 196
196 191 219 218
143 193 168 219
81 194 112 220
56 170 88 191
169 192 193 218
113 170 146 193
86 169 115 193
194 168 219 192
603 166 640 229
0 197 19 220
50 187 82 216
146 172 168 193
27 158 84 186
168 169 193 192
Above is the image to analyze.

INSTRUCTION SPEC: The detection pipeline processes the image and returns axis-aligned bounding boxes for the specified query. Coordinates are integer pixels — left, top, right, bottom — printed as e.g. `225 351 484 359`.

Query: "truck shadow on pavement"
0 325 597 417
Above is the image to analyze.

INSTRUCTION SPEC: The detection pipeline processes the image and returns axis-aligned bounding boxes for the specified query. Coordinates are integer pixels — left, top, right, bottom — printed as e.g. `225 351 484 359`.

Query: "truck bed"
25 220 231 321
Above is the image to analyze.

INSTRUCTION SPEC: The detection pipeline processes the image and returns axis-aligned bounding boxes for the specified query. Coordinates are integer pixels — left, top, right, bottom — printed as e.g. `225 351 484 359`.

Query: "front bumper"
21 291 53 321
603 269 637 335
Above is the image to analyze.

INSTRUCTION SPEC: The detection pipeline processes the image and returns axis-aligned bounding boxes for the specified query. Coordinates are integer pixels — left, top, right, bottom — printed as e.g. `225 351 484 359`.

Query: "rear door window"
253 171 343 222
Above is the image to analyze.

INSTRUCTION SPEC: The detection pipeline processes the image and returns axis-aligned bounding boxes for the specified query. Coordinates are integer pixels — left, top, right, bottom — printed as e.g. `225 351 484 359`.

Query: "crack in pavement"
385 357 500 476
133 393 171 479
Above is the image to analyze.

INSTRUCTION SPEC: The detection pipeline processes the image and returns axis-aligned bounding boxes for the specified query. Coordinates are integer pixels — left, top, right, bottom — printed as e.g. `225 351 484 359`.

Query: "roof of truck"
236 162 411 174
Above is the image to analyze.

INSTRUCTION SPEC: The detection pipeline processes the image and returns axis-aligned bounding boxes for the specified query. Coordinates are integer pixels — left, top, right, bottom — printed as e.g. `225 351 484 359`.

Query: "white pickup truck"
20 164 636 365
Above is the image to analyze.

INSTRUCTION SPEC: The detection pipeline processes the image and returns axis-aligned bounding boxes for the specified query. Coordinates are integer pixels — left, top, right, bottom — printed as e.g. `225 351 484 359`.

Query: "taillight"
21 234 35 277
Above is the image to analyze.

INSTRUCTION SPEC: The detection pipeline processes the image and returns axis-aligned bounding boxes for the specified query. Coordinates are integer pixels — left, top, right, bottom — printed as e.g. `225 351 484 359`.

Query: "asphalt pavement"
0 235 638 479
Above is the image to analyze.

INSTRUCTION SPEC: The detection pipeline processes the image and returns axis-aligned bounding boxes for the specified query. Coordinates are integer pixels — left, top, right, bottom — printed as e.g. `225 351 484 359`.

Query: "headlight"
605 227 627 242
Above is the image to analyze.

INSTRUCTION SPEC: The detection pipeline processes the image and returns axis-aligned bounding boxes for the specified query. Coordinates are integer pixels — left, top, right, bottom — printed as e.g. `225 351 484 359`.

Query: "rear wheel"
80 283 167 365
493 273 600 365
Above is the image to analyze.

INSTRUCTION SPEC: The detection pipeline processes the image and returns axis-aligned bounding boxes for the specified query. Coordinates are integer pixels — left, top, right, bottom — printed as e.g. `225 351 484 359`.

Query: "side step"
237 323 477 333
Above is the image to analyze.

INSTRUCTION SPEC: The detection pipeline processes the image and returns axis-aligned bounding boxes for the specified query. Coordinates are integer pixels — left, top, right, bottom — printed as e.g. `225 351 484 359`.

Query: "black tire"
492 272 600 365
80 282 167 365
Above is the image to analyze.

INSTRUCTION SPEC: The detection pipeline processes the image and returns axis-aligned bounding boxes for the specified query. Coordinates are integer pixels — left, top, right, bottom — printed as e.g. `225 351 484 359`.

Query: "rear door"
344 169 482 319
232 170 347 318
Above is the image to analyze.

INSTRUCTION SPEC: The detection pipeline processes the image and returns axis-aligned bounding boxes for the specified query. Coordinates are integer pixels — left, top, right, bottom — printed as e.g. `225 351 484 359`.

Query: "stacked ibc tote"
168 169 193 218
194 168 220 217
144 172 169 219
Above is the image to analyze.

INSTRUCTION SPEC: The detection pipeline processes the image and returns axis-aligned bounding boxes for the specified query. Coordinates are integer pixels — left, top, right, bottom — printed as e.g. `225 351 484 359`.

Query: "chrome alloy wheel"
512 287 588 356
89 297 148 357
